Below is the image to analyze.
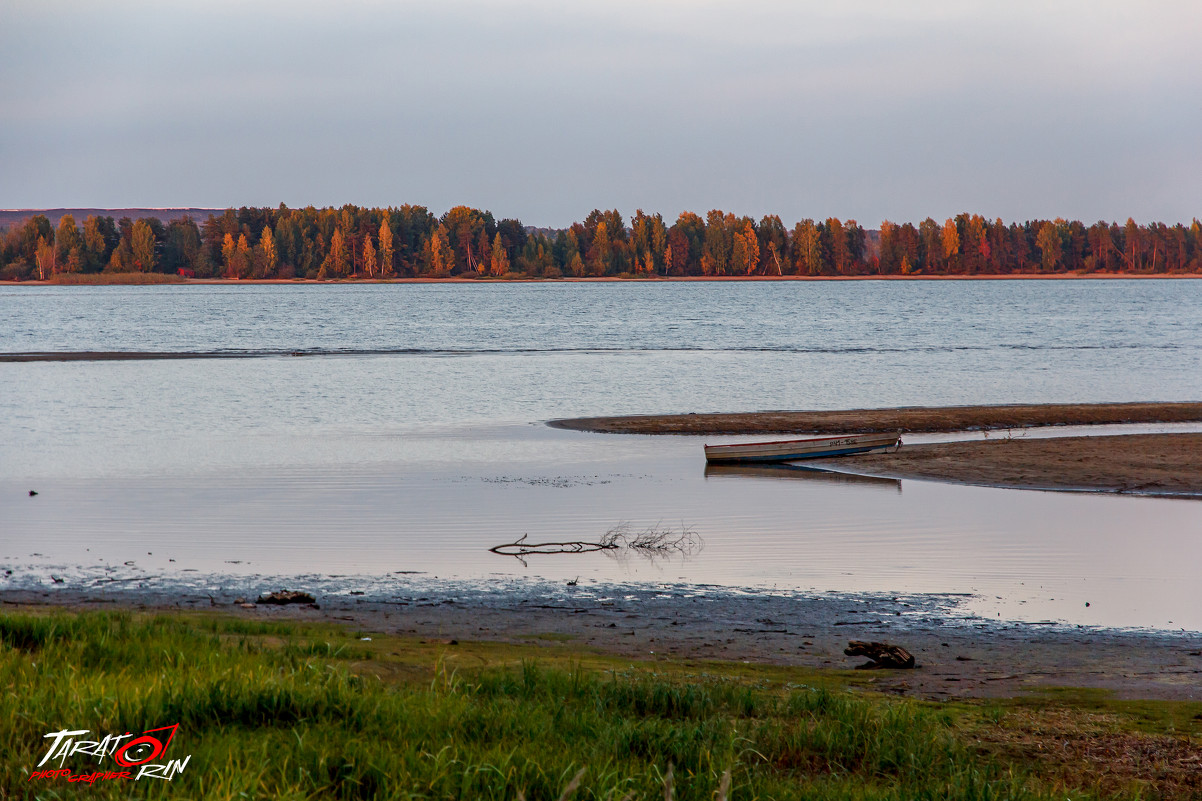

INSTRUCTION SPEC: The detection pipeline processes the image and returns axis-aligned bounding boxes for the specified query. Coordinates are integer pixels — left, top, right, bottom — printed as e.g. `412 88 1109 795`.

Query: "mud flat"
4 580 1201 702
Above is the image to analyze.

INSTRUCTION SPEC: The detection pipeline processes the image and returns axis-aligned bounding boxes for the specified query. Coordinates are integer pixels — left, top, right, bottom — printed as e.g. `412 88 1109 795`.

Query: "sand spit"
552 404 1202 497
551 402 1202 436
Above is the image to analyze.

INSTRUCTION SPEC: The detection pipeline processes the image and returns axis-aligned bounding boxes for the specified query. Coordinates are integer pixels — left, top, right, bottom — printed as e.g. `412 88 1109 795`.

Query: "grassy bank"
2 610 1198 800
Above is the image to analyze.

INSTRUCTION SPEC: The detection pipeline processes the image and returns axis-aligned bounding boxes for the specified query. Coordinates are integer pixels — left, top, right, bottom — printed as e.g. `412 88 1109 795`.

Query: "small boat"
703 432 901 464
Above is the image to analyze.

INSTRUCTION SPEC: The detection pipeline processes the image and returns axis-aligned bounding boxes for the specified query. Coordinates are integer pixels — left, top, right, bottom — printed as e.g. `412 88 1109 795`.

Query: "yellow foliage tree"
378 219 394 277
490 233 510 276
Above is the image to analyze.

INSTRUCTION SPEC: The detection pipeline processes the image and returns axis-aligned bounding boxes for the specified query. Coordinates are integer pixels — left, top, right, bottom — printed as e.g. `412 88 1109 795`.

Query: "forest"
2 205 1200 281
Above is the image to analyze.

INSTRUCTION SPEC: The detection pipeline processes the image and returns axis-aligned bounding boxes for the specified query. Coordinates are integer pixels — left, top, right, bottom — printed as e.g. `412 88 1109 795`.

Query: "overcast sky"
2 1 1199 228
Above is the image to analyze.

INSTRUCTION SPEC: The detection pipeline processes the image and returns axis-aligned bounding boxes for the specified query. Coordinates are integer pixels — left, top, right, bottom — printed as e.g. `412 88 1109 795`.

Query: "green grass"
1 610 1194 800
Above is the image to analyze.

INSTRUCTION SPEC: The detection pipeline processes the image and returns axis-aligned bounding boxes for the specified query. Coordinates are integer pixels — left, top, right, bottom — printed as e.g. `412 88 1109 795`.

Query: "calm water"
3 281 1201 630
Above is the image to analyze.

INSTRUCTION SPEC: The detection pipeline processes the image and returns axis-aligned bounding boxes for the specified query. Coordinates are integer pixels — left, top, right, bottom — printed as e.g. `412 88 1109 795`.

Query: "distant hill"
0 208 219 229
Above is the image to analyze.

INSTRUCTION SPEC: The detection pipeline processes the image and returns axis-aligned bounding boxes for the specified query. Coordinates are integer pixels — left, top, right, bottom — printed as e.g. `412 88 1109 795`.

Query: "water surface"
3 281 1200 630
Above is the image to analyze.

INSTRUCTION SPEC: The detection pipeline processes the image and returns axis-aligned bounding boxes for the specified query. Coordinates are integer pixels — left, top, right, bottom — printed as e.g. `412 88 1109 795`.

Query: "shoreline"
5 581 1200 701
7 271 1202 286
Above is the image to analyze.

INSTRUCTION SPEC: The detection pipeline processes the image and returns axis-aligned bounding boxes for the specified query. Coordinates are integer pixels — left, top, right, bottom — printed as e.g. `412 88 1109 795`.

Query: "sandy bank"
552 403 1202 496
813 432 1202 497
551 402 1202 435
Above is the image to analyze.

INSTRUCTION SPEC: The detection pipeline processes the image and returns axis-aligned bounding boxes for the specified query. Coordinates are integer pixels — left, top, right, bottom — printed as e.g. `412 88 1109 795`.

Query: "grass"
45 271 185 285
1 610 1199 800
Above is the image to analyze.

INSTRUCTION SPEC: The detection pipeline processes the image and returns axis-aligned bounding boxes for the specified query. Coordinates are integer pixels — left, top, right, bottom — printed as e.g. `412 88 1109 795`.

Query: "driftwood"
256 590 316 605
844 640 916 670
490 524 701 566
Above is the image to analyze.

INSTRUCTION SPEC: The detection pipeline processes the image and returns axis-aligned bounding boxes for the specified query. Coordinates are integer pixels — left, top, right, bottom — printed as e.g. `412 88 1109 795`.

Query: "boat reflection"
704 462 901 491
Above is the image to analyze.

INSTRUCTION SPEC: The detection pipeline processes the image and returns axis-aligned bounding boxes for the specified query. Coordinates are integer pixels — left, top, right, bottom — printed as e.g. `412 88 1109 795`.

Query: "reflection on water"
704 462 902 491
4 423 1201 631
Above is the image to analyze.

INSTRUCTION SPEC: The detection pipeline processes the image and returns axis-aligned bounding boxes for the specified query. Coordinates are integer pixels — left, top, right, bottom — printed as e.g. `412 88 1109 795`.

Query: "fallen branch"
490 524 702 565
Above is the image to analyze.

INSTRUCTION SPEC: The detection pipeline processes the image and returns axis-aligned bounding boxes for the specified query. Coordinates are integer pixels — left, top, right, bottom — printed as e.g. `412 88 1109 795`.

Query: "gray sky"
2 1 1199 228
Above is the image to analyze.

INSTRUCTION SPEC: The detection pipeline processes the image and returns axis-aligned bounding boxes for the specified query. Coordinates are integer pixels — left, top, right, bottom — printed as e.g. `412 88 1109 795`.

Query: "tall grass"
0 611 1104 800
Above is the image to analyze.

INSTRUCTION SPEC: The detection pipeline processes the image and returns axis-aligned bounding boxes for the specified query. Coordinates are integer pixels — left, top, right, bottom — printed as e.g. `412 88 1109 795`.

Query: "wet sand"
4 584 1200 701
816 433 1202 497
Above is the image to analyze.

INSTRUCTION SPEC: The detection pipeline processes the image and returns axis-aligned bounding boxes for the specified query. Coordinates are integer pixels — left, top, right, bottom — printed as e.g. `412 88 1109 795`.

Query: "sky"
2 1 1200 228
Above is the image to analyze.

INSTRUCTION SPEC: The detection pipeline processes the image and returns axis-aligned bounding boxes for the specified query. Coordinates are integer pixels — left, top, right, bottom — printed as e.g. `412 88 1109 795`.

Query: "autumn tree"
824 218 849 275
1035 221 1062 272
489 233 510 275
378 218 394 277
941 218 960 272
757 215 787 275
631 209 666 274
234 234 252 278
320 228 349 279
82 216 112 272
878 220 898 273
259 226 278 277
131 220 156 272
54 215 82 272
702 210 734 275
587 221 613 275
221 233 237 278
730 218 759 275
423 225 454 275
361 233 376 278
792 219 822 275
35 236 55 280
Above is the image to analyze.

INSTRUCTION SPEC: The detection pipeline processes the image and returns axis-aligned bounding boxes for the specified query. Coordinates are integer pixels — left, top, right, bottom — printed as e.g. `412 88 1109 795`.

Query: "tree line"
3 205 1200 281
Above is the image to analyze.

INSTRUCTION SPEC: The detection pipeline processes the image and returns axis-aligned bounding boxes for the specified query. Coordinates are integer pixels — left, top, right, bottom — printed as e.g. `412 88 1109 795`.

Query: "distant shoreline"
7 271 1202 286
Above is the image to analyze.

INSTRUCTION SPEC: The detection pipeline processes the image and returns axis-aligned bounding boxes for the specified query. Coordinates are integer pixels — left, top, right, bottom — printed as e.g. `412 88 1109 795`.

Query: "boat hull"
703 433 900 464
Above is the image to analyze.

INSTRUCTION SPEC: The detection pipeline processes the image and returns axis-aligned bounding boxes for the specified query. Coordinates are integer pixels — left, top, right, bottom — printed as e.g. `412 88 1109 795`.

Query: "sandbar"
551 402 1202 435
813 433 1202 497
553 403 1202 497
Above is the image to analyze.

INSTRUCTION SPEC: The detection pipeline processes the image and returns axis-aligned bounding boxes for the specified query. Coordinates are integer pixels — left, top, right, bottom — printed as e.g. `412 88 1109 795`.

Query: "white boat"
703 432 901 464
